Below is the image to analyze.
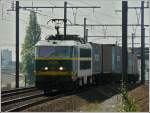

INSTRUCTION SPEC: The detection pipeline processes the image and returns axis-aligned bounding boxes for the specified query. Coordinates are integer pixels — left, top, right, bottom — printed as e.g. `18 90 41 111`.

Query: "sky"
0 0 149 61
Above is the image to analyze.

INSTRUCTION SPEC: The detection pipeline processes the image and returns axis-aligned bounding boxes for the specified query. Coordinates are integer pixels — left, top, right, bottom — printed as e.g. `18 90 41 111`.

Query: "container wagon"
101 44 139 83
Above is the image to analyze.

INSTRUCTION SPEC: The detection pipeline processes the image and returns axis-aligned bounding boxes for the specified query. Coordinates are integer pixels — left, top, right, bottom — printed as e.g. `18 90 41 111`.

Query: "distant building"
1 49 12 69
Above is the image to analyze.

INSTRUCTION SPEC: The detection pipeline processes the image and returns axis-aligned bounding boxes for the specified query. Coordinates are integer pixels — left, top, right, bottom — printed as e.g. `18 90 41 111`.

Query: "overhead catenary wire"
66 1 110 38
1 3 54 31
1 2 4 20
78 0 120 20
2 1 72 33
1 13 53 30
2 1 54 21
2 0 120 39
1 1 149 42
72 8 78 24
66 0 149 43
112 0 122 20
1 2 63 39
67 1 107 38
131 8 141 35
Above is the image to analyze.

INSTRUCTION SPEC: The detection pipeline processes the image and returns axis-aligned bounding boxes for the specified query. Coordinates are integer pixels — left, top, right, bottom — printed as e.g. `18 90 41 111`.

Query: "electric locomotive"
34 35 94 94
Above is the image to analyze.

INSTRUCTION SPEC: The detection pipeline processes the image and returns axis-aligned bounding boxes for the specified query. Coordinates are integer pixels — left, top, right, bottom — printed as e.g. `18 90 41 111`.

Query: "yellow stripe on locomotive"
34 57 92 61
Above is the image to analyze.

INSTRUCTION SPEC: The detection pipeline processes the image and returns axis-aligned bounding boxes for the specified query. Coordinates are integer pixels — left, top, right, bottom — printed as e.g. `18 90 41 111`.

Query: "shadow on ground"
76 82 142 104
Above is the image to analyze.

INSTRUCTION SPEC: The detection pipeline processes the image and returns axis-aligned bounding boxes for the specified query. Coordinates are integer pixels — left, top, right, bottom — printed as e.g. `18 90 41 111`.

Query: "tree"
21 11 41 86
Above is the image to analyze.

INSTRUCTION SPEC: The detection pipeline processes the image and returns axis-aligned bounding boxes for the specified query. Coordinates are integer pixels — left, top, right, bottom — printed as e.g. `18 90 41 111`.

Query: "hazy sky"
0 0 149 61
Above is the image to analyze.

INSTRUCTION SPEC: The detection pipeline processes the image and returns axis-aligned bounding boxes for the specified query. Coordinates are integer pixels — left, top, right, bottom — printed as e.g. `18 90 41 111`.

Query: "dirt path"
79 84 149 112
128 85 149 112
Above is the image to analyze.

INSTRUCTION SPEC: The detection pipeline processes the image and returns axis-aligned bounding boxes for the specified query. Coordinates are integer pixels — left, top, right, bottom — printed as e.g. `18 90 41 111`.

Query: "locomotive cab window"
36 46 73 58
80 48 91 69
80 48 91 57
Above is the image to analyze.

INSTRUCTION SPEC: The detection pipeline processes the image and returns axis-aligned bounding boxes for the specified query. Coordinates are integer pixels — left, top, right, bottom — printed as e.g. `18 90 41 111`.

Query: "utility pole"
122 1 128 85
132 33 135 54
84 18 86 43
64 2 67 38
118 1 149 83
141 1 145 84
86 29 88 42
16 1 19 88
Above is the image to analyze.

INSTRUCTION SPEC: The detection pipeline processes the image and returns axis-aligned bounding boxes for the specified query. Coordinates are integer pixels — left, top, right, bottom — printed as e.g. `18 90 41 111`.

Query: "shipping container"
112 46 122 74
102 44 113 73
133 54 139 75
90 43 102 75
128 53 133 74
101 44 139 82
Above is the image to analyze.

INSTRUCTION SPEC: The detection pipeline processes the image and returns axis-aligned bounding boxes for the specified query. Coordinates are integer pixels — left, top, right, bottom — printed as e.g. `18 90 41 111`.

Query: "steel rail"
2 86 36 94
3 86 95 112
2 82 141 112
5 93 69 112
1 87 37 98
2 93 44 106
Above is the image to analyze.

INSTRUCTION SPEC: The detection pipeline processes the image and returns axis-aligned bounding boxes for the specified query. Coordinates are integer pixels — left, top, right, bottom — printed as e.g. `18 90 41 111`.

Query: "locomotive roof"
45 34 85 43
35 39 91 48
35 34 92 48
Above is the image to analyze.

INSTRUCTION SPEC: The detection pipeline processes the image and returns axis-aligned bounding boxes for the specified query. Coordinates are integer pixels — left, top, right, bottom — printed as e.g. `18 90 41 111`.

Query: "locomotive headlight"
44 67 48 71
59 66 64 71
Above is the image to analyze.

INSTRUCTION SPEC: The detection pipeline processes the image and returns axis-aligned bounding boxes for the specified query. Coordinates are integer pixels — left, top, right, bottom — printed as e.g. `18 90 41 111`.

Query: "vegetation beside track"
118 86 137 112
21 10 41 86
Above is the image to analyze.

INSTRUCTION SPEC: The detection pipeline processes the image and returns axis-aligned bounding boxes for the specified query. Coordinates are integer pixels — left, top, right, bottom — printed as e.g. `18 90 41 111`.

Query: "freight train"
34 35 139 94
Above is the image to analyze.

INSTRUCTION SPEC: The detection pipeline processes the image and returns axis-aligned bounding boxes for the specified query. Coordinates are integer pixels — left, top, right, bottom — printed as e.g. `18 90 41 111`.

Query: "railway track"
1 87 43 112
1 85 74 112
1 82 142 112
1 86 37 98
1 93 44 112
1 85 97 112
1 89 75 112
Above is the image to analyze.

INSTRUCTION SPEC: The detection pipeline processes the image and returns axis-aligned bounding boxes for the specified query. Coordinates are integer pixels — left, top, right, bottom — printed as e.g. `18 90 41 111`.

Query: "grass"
119 85 137 112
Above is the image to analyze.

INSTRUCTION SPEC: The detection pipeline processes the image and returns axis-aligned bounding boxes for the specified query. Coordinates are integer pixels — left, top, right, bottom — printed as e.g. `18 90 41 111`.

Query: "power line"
65 2 103 34
88 35 149 38
70 0 121 20
1 15 53 30
68 2 109 37
67 24 149 27
112 0 122 20
3 1 57 22
20 6 100 9
2 6 54 31
117 43 149 45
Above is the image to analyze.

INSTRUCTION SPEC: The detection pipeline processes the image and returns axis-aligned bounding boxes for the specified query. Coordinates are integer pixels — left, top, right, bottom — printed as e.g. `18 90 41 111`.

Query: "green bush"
121 85 137 112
